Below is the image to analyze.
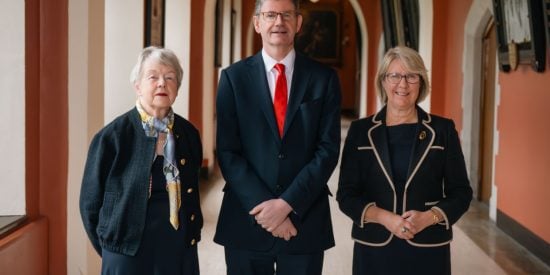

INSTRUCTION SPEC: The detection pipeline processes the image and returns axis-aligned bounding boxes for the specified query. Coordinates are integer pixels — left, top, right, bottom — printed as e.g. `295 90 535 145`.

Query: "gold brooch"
419 131 427 140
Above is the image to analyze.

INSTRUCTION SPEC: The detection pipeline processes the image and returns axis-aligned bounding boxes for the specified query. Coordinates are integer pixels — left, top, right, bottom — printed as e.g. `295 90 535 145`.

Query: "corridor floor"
197 119 550 275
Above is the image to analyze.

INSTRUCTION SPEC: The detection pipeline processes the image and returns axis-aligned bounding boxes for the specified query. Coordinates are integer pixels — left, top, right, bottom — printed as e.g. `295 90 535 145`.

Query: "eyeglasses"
258 11 297 22
385 73 420 84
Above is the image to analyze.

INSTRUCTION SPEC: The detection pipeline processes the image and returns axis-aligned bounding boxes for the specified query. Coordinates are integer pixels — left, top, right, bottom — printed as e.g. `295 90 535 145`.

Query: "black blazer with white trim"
337 106 472 247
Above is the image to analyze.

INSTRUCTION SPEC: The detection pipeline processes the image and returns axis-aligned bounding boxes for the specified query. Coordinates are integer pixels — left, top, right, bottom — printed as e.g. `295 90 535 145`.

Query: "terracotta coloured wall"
431 0 473 128
496 66 550 242
189 1 205 132
361 0 383 115
433 0 550 243
0 219 48 274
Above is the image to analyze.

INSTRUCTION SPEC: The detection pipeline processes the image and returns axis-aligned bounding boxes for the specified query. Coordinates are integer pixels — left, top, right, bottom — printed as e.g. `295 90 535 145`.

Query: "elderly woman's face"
383 59 420 110
134 58 178 117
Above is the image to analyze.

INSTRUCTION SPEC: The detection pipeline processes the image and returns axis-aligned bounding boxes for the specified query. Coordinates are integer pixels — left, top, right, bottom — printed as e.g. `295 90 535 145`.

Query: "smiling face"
134 58 178 118
382 59 420 111
254 0 302 57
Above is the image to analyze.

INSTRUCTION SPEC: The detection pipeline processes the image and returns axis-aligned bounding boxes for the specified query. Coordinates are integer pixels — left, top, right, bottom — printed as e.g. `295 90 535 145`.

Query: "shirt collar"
261 49 295 74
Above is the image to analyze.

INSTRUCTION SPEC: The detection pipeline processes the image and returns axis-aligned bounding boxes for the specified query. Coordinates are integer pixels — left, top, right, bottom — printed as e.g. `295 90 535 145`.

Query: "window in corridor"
0 1 26 235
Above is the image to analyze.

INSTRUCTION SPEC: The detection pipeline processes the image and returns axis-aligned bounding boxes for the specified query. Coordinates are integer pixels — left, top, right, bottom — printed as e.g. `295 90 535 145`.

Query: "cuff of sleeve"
359 202 376 228
431 206 449 230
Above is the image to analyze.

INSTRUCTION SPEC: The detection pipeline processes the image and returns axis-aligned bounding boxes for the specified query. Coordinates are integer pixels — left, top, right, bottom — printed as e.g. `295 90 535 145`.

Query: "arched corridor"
1 0 550 274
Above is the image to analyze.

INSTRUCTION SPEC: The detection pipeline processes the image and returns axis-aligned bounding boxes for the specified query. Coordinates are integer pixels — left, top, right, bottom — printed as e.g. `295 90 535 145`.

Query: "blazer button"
275 185 282 191
187 188 193 193
278 153 286 159
190 238 196 246
190 214 195 221
180 158 186 166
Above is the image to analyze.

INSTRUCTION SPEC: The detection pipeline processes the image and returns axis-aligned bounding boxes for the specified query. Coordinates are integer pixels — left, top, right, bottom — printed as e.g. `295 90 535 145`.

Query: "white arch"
418 0 433 112
348 0 369 118
462 0 497 219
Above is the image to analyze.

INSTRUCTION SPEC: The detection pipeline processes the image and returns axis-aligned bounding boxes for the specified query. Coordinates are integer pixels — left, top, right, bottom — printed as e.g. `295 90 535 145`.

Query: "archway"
462 0 498 219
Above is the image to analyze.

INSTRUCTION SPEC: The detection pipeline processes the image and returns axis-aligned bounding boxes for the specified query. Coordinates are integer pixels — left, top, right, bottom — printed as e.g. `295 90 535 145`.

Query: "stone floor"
197 118 550 274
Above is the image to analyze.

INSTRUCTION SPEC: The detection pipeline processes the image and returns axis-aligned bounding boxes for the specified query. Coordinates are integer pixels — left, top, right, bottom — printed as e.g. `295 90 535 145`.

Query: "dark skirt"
101 156 199 275
353 238 450 275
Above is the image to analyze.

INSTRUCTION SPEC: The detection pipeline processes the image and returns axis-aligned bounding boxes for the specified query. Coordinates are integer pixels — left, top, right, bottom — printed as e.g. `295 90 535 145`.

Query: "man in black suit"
213 0 341 274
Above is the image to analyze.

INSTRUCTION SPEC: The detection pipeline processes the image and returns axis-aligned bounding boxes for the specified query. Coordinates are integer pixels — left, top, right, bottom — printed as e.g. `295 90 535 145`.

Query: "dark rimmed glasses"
258 11 297 22
385 73 420 84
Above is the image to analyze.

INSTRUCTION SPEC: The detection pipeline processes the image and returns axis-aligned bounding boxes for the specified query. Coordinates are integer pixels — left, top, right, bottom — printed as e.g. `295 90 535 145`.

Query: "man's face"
253 0 303 50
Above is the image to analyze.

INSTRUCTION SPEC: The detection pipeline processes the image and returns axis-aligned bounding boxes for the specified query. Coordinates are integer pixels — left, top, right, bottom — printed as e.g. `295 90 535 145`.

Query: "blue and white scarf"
136 101 181 230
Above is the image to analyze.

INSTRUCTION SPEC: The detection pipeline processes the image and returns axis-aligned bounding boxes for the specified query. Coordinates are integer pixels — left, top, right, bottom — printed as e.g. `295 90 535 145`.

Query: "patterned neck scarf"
136 100 181 230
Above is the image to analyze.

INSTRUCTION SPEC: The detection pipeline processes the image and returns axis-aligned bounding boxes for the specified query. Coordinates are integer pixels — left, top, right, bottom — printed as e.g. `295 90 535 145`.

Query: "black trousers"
225 240 324 275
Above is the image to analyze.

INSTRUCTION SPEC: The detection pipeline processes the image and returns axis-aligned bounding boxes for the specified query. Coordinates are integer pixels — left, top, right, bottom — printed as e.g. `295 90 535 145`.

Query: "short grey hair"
375 46 430 104
254 0 300 14
130 46 184 89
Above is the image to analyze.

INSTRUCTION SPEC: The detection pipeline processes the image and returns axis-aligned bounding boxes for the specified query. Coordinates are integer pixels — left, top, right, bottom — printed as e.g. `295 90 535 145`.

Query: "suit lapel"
404 108 434 189
247 53 281 141
369 108 395 188
283 54 310 137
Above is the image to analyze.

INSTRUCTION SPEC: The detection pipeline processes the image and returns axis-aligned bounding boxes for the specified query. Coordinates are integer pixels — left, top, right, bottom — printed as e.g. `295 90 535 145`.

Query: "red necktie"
274 63 288 137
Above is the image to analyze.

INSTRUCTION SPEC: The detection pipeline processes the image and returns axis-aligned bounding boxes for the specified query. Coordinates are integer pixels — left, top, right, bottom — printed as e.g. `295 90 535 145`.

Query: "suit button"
180 158 186 166
278 153 286 159
187 188 193 193
275 185 282 192
190 238 196 246
190 214 195 221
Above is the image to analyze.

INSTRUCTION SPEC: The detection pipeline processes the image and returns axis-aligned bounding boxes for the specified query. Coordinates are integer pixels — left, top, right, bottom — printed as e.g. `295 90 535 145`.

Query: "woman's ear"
134 81 142 96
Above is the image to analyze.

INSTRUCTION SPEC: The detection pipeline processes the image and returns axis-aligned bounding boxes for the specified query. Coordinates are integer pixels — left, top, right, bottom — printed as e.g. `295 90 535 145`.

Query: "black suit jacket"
214 52 341 253
337 106 472 247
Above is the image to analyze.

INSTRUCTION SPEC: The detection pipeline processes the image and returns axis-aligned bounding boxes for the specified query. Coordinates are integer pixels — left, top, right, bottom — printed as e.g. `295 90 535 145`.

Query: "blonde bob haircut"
130 46 184 90
375 46 430 104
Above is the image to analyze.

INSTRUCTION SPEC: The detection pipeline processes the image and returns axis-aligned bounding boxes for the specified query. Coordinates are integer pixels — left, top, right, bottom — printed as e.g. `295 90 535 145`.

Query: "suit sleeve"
79 132 114 256
216 69 275 211
280 69 341 217
433 120 473 226
336 121 372 226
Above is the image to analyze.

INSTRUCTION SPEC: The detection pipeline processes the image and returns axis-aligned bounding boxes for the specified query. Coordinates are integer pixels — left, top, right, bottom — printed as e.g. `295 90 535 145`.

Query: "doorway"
478 18 497 203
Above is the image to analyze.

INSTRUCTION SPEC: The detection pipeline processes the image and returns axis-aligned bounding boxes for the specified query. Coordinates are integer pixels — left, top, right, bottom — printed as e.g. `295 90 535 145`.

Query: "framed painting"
295 6 341 65
493 0 546 72
144 0 165 47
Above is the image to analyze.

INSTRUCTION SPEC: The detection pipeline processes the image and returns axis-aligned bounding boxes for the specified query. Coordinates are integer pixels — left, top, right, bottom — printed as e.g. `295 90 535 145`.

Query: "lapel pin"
419 131 426 140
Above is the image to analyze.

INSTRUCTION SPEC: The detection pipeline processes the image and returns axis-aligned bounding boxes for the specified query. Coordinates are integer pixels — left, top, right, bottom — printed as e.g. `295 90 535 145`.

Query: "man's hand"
271 217 298 241
249 198 293 232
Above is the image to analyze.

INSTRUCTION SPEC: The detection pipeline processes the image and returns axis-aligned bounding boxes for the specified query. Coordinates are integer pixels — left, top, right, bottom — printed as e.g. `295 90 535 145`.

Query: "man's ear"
296 14 303 33
253 15 261 34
